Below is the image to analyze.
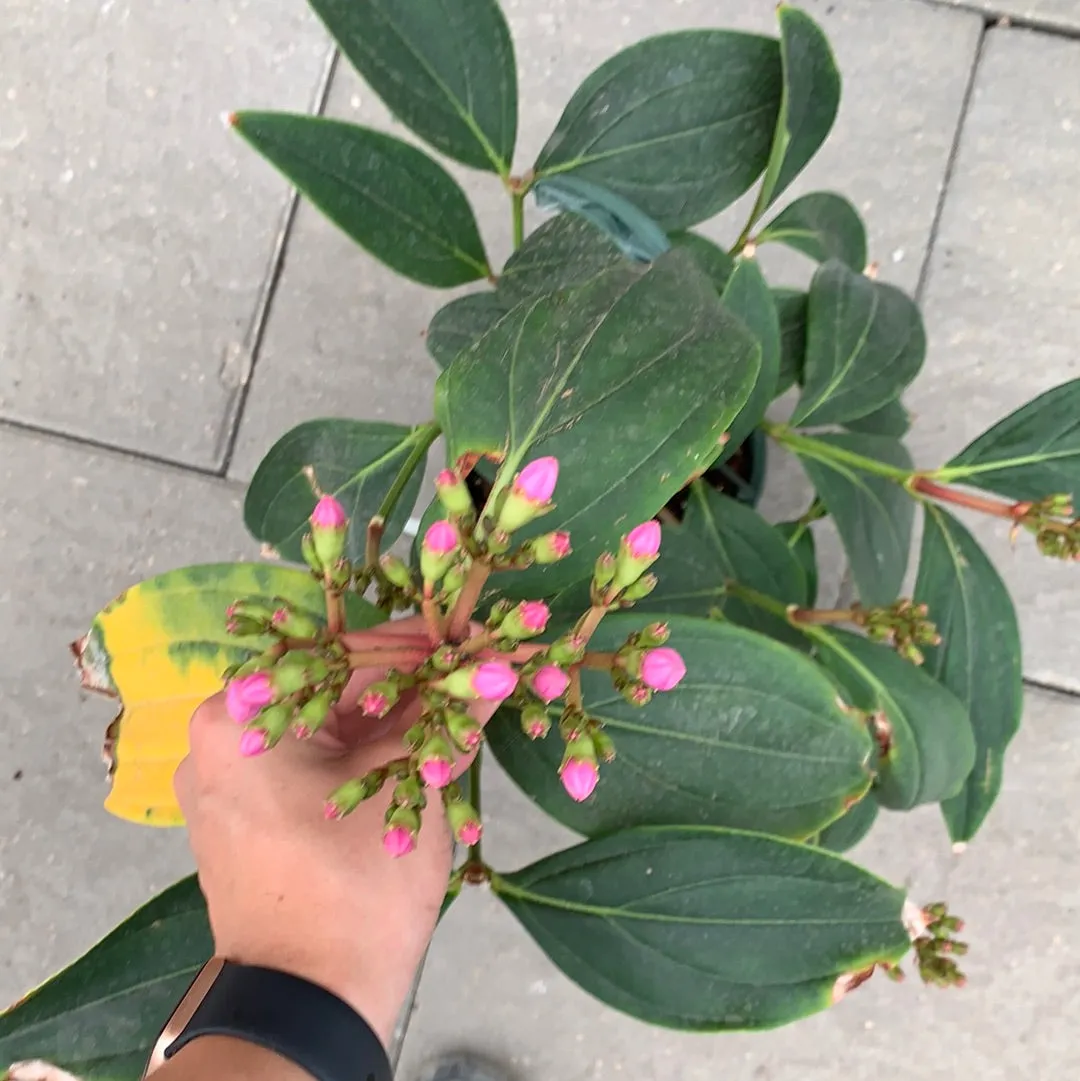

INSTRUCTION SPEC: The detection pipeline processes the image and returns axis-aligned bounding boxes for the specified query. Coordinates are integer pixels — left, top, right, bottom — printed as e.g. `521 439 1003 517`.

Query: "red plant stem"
457 630 494 657
568 666 583 710
580 651 616 670
365 515 385 570
324 584 344 636
447 560 492 641
421 595 444 646
910 476 1021 520
576 605 608 647
500 642 546 664
788 607 857 626
346 647 430 668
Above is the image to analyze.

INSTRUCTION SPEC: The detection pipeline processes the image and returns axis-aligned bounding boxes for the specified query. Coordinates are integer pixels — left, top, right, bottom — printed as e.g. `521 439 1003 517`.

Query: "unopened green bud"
442 561 468 594
295 689 334 738
230 649 281 680
620 573 658 602
547 633 586 666
435 469 475 517
486 599 515 629
310 495 349 569
591 728 617 763
593 551 616 589
269 604 321 639
521 703 551 740
380 554 413 590
301 532 323 575
393 775 424 807
445 708 483 752
636 622 670 648
325 770 385 819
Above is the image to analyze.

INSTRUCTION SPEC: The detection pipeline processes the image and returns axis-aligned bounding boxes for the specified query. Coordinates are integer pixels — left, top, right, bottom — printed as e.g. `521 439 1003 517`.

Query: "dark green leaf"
245 419 432 563
669 231 736 293
844 398 911 438
639 485 807 646
795 432 914 606
777 519 819 606
750 6 841 222
499 214 627 304
232 113 488 287
717 258 781 459
488 614 872 840
915 505 1023 842
427 292 510 369
944 378 1080 501
793 261 926 427
818 795 879 853
434 249 760 594
757 193 867 269
308 0 517 173
535 31 782 230
774 287 808 394
493 826 908 1030
816 630 976 810
0 877 209 1079
533 177 671 262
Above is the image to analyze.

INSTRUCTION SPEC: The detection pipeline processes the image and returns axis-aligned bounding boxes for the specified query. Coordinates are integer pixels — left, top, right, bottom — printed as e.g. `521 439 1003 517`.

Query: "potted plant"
4 0 1078 1073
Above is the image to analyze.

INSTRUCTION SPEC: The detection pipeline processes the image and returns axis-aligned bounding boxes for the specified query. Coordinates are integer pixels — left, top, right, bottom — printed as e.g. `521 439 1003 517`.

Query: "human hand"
173 615 496 1046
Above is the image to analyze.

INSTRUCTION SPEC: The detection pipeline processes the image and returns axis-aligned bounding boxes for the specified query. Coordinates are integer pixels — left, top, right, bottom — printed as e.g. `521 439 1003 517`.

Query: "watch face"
142 958 224 1078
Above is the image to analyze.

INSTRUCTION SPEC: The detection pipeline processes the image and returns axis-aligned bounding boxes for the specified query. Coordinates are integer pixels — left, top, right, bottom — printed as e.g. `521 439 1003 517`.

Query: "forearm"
157 1037 313 1081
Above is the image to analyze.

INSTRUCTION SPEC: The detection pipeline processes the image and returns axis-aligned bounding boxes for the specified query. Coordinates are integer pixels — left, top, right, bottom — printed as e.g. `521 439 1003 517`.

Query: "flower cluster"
220 456 685 857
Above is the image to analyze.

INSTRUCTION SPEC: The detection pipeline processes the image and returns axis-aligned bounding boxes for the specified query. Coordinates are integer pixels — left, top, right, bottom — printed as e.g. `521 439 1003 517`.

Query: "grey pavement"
2 0 1080 1077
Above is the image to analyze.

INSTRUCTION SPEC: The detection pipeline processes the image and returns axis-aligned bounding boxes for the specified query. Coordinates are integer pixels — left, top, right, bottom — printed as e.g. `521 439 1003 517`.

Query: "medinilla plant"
4 0 1078 1074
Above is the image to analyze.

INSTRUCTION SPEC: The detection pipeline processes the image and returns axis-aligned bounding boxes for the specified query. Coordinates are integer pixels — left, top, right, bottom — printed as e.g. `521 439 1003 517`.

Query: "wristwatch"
142 958 392 1081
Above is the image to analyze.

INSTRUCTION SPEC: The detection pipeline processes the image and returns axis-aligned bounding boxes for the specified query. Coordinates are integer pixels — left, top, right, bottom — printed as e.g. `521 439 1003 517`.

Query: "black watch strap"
165 962 392 1081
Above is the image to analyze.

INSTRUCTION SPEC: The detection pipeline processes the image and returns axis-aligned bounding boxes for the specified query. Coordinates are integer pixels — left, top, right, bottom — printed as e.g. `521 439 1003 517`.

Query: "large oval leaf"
534 31 783 230
915 505 1023 842
0 878 208 1079
794 432 914 607
493 826 909 1030
817 795 879 854
640 484 808 645
717 258 781 459
844 398 911 439
943 378 1080 501
73 563 383 825
245 419 437 564
427 292 511 369
232 113 489 287
308 0 517 173
757 192 867 269
815 629 976 810
747 6 841 225
774 287 808 394
792 261 926 427
669 231 736 293
434 248 760 594
487 614 872 840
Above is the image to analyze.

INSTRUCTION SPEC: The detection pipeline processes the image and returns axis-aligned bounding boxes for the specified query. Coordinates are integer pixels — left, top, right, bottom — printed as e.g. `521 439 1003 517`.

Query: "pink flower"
225 673 274 724
360 690 389 717
311 494 347 529
560 758 599 802
626 521 662 559
424 519 459 554
548 532 571 557
519 601 550 634
530 665 570 704
514 457 559 503
419 757 453 789
239 728 269 757
640 647 686 691
383 825 416 858
435 469 458 487
457 819 482 846
471 662 519 701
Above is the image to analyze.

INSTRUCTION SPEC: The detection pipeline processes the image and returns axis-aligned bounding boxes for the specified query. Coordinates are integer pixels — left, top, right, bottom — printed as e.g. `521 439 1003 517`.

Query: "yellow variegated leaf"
73 563 384 827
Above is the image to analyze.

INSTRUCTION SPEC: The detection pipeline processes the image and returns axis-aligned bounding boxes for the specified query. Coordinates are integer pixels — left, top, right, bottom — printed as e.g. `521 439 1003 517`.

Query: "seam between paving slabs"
216 43 342 476
910 0 1080 40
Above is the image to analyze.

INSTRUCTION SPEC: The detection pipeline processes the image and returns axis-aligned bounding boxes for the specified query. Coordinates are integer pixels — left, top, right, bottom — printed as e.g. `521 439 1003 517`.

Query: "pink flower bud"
530 530 572 564
435 469 473 517
560 758 599 802
419 757 454 789
640 647 686 691
626 520 662 559
311 494 347 529
225 672 274 724
424 519 459 554
382 825 416 858
239 728 269 757
519 601 550 633
324 801 342 821
360 690 388 717
471 661 519 701
457 819 482 846
530 665 570 704
514 457 559 503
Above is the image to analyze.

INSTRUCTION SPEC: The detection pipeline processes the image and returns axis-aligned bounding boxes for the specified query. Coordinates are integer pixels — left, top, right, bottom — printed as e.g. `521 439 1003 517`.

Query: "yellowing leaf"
73 563 384 827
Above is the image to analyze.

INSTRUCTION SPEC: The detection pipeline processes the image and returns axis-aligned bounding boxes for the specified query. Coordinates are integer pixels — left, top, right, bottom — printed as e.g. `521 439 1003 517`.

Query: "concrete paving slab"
0 0 329 469
229 0 982 517
907 27 1080 691
0 428 255 1006
937 0 1080 32
399 684 1080 1080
